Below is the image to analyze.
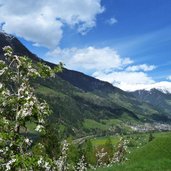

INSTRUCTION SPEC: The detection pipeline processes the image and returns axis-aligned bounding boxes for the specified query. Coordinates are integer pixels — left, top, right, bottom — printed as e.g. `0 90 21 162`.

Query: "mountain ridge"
131 88 171 115
0 31 125 95
1 32 171 136
126 82 171 94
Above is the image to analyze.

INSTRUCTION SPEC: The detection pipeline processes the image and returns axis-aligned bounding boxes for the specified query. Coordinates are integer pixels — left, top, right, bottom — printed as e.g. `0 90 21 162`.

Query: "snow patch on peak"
148 82 171 94
119 81 171 94
154 87 170 94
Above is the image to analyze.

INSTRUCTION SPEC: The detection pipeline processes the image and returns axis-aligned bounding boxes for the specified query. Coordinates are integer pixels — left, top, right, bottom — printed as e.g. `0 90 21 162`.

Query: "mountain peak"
0 31 43 62
127 82 171 94
134 88 169 96
0 31 15 40
0 32 124 94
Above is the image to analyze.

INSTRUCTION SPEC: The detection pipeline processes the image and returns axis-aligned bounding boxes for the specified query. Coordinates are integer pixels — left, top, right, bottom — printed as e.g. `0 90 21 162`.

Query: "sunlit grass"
92 132 171 171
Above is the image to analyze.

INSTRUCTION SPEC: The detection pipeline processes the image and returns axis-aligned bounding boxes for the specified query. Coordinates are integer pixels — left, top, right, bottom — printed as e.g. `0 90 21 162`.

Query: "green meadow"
91 132 171 171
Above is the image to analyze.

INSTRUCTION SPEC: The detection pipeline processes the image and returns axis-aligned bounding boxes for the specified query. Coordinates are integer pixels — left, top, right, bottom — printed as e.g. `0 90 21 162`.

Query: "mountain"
0 31 171 137
131 89 171 116
0 31 42 62
128 82 171 94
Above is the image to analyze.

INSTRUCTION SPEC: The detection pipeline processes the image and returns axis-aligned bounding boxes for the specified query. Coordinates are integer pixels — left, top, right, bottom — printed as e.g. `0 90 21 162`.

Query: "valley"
1 31 171 138
1 31 171 170
1 1 171 170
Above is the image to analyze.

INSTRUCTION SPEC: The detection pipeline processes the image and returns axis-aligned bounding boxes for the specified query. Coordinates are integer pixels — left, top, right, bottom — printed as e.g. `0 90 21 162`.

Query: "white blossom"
24 138 32 146
55 140 69 171
0 83 2 89
6 158 16 171
76 155 87 171
35 125 44 132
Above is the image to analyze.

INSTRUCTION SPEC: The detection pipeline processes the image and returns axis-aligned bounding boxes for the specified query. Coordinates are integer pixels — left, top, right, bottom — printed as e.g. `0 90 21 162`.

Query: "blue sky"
0 0 171 91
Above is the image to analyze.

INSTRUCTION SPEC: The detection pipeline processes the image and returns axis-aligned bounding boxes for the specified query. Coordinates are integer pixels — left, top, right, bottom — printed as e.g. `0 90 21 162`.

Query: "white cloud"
126 64 156 72
167 75 171 80
93 71 154 86
93 70 171 93
106 17 117 25
47 46 166 92
116 82 171 93
0 0 104 48
46 46 133 71
1 1 168 93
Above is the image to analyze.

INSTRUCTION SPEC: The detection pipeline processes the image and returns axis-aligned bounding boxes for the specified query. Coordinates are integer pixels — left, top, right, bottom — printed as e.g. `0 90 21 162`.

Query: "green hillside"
95 132 171 171
1 32 171 138
35 76 171 137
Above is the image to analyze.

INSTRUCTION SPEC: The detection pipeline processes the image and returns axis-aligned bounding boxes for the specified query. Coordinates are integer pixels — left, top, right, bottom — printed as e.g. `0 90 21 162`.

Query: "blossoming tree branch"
0 46 63 170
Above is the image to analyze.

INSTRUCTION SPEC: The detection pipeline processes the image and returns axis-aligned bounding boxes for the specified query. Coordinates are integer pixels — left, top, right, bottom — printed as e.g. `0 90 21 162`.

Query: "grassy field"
92 132 171 171
83 118 134 134
91 135 121 146
90 132 150 147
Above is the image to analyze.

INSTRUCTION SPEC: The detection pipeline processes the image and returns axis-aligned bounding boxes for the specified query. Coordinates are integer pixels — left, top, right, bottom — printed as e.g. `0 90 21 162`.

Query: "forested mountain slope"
0 31 170 136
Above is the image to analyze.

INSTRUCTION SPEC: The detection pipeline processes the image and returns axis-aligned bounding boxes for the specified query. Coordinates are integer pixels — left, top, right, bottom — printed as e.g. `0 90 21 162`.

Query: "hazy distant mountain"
131 88 171 115
129 83 171 94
